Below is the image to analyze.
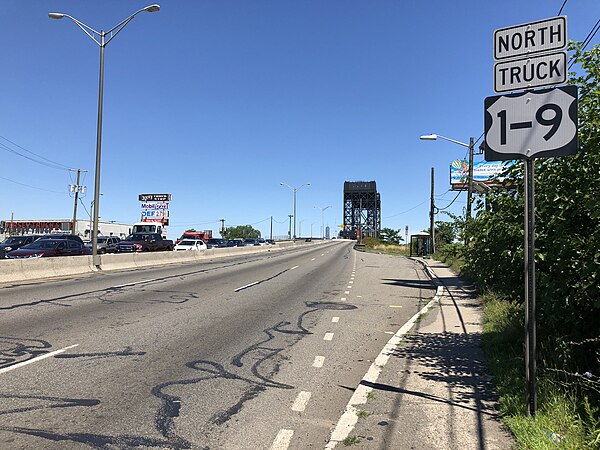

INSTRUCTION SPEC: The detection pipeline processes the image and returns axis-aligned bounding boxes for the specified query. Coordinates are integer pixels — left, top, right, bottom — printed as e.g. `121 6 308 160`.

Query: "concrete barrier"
0 255 95 283
0 240 339 284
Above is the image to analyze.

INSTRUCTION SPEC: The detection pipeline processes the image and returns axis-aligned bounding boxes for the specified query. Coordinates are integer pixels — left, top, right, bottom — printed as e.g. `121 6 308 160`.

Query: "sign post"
487 16 576 417
524 158 536 415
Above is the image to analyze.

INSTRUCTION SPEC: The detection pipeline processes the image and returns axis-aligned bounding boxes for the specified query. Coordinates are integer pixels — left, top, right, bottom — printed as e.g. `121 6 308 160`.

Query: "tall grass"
481 292 598 449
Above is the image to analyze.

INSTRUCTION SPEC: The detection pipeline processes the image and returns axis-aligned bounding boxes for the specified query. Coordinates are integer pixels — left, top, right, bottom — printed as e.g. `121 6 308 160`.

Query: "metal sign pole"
524 157 537 416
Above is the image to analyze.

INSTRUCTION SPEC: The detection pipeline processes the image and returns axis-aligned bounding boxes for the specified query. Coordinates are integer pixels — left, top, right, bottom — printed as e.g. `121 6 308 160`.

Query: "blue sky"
1 1 598 240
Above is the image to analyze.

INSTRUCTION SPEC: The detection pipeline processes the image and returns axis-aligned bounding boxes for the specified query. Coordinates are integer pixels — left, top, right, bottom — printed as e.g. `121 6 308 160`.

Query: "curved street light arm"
56 14 102 46
50 5 159 47
429 134 470 148
280 182 293 192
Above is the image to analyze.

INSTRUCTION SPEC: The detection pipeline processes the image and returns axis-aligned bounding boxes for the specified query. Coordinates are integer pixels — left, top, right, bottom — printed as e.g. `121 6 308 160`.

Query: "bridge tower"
342 181 381 240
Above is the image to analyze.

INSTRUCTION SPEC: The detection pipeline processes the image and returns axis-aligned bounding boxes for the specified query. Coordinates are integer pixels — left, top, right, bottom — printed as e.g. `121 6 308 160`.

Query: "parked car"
38 234 85 244
226 239 244 247
0 235 42 258
7 239 91 258
243 238 259 246
256 238 268 246
116 233 174 253
266 239 276 245
206 238 227 249
174 239 207 251
85 236 121 254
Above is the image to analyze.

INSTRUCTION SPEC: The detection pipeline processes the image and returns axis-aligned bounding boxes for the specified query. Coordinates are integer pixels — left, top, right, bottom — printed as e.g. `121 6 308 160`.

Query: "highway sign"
494 51 567 93
484 85 578 161
494 16 567 60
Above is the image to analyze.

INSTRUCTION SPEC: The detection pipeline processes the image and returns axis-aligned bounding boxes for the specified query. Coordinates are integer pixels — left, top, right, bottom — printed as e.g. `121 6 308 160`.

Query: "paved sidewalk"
329 258 514 449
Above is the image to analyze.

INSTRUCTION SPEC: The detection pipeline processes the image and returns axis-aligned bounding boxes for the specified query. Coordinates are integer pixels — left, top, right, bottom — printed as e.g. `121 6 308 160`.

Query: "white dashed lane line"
332 317 340 323
312 356 325 368
323 333 334 341
340 297 347 301
290 265 299 270
311 258 316 261
112 279 153 288
234 281 261 292
291 391 312 412
0 344 79 374
344 291 350 294
270 429 294 450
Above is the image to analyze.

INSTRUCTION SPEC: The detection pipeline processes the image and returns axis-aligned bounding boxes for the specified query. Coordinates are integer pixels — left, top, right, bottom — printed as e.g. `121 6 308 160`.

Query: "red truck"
176 230 213 244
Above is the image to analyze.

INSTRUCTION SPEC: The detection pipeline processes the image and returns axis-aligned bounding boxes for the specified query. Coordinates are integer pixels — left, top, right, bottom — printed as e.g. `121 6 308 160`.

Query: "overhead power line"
0 135 74 171
0 175 68 194
383 199 429 219
558 0 568 15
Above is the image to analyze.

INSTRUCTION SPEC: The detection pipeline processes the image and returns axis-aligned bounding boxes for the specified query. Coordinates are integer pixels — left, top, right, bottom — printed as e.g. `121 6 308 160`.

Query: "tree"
434 220 457 246
379 227 403 244
221 225 261 240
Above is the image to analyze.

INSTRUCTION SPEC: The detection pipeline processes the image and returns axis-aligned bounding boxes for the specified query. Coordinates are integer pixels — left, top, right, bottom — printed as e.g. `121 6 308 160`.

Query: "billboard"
450 160 515 190
139 194 171 226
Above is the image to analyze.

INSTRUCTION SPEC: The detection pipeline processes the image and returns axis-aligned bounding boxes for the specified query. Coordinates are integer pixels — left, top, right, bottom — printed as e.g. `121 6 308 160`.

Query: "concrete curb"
324 257 442 449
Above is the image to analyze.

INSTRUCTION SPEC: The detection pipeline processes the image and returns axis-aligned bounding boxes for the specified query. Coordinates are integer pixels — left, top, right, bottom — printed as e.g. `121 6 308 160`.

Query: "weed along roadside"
355 223 598 449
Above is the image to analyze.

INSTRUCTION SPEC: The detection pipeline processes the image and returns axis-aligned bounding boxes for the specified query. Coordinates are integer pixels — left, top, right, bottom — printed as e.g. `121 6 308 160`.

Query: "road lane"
0 242 435 449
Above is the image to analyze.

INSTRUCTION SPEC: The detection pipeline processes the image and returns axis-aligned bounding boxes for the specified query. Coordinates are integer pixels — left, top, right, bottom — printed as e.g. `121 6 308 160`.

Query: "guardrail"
0 240 333 284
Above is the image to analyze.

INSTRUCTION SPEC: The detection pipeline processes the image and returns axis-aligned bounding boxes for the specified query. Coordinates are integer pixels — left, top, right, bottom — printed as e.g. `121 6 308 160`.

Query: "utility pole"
288 214 293 240
220 218 226 236
70 169 87 236
430 167 435 255
270 216 273 241
466 136 475 220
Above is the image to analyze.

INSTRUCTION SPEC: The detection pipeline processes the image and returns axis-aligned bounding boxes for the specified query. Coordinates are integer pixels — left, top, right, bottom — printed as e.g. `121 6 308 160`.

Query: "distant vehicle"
116 233 174 253
7 239 91 258
266 239 276 245
305 238 312 242
206 238 227 249
174 239 207 251
176 230 213 244
226 239 244 247
38 234 85 244
256 238 268 246
85 236 120 254
0 235 42 257
131 222 167 239
243 238 259 246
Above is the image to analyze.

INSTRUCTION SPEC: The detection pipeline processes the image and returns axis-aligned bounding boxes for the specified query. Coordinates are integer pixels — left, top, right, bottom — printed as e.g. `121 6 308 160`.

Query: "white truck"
131 222 167 239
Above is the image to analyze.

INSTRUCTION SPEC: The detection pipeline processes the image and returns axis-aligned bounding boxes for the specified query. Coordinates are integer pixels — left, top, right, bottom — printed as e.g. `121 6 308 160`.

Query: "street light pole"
49 5 160 267
315 205 331 240
280 182 310 241
420 134 475 220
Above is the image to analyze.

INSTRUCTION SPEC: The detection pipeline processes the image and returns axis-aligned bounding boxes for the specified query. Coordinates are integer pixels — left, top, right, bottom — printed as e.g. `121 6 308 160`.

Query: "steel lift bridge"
342 181 381 240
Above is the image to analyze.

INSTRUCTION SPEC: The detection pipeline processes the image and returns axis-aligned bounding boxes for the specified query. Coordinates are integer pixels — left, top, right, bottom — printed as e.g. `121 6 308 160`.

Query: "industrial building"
0 219 133 240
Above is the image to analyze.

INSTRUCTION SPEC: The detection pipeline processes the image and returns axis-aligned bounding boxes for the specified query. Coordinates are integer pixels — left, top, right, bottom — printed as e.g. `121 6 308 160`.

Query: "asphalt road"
0 242 435 449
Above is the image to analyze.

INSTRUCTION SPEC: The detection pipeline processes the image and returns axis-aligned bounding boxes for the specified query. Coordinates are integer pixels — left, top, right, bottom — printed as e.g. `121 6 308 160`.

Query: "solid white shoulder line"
0 344 79 374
